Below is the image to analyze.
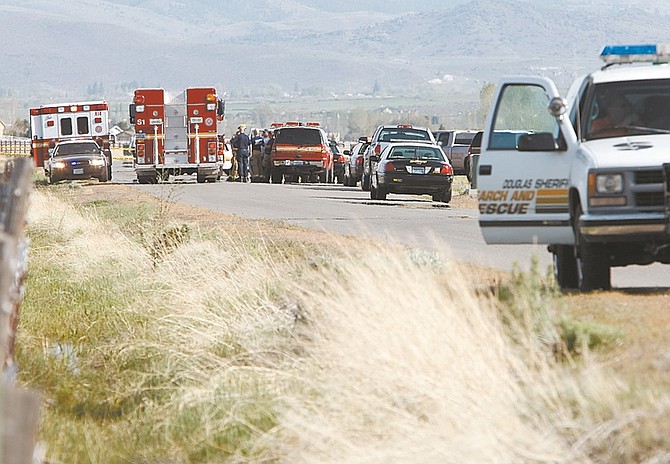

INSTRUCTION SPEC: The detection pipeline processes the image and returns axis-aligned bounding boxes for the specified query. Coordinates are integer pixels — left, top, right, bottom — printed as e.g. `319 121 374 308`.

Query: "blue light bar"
601 44 657 56
600 44 670 65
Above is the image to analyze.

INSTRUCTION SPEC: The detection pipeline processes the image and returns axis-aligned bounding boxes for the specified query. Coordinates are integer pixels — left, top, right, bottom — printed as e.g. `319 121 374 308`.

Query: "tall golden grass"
18 185 670 463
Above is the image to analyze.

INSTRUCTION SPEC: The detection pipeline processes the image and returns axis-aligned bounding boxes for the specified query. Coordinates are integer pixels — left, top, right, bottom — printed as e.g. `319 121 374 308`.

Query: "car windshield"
584 79 670 140
275 128 321 145
454 133 476 145
55 143 100 156
378 128 431 142
387 146 445 161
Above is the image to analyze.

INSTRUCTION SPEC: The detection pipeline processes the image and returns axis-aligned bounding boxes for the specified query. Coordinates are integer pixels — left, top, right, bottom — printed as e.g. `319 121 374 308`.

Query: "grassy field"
16 180 670 463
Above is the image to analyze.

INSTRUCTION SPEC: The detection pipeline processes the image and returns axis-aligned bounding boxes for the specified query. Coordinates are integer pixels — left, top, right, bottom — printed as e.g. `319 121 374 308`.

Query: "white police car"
476 44 670 291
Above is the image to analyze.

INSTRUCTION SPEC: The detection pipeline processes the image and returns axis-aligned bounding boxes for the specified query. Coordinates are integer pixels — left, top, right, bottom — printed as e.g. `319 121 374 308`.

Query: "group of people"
230 124 274 182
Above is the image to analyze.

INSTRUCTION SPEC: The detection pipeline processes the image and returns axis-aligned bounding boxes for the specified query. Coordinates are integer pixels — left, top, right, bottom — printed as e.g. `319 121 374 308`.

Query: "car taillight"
374 144 381 154
437 164 453 175
356 156 363 166
385 162 396 172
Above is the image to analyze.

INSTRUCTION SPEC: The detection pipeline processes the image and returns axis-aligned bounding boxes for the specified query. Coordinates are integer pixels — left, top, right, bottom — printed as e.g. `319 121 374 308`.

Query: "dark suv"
268 123 332 183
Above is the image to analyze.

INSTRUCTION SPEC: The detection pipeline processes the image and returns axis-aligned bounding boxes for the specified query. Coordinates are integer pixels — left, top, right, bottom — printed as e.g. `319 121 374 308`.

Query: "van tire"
553 245 578 290
572 203 611 292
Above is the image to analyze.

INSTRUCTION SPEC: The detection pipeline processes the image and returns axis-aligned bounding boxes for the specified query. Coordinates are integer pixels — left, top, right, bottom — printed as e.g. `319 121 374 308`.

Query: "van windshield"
275 128 321 145
585 79 670 140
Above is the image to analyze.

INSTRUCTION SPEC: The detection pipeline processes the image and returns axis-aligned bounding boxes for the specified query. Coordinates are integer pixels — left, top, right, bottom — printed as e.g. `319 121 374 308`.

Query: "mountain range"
2 0 670 124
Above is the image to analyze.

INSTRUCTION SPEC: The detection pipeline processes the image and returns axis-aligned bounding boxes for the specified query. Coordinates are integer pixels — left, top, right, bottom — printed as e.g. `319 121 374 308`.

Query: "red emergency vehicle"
267 121 333 183
29 100 112 179
129 87 225 183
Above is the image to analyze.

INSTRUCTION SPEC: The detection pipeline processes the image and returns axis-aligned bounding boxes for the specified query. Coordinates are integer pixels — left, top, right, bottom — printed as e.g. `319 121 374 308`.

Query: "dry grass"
17 182 670 463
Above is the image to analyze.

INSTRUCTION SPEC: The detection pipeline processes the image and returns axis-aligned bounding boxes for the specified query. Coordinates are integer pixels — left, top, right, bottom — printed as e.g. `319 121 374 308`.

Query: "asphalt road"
113 160 670 290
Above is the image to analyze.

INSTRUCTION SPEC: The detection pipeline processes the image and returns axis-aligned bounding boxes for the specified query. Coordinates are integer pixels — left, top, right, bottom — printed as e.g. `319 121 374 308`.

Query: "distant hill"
1 0 670 122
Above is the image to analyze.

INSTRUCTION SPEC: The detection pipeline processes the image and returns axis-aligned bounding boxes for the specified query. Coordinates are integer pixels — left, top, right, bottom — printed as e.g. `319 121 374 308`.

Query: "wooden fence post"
0 157 41 464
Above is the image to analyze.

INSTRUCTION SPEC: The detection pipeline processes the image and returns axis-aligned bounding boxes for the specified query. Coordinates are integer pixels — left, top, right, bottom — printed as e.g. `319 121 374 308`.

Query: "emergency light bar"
600 44 670 65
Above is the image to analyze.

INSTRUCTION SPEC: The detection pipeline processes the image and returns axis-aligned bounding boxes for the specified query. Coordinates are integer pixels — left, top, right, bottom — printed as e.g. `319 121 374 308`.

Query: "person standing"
250 128 264 180
232 124 251 182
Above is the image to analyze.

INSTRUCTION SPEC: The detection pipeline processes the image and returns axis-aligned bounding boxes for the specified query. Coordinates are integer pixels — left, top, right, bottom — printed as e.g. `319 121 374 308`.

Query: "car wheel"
552 244 578 290
573 204 611 292
271 171 283 184
99 170 109 183
137 175 158 184
377 184 387 200
369 180 378 200
343 166 351 186
48 173 58 184
361 172 370 191
432 186 452 203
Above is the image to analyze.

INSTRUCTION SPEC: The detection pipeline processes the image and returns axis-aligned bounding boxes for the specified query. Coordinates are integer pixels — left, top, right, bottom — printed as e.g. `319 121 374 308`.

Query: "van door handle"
479 164 492 176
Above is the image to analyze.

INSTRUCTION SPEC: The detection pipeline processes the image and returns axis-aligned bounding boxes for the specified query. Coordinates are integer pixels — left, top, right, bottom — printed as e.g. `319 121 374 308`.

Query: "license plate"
73 168 84 175
292 160 303 165
411 167 424 174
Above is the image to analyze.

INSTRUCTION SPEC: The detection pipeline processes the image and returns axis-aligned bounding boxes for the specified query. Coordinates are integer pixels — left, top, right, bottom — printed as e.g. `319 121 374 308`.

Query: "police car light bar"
600 44 670 65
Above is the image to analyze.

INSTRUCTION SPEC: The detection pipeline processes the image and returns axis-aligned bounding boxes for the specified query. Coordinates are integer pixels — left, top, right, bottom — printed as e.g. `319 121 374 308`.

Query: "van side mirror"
129 103 136 124
548 97 568 118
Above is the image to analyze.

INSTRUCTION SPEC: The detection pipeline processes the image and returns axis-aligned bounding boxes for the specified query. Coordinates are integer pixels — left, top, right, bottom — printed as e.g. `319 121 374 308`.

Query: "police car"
476 44 670 291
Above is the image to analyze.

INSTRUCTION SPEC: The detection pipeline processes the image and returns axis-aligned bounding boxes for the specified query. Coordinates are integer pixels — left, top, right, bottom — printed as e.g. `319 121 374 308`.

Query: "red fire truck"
129 87 225 183
29 100 112 179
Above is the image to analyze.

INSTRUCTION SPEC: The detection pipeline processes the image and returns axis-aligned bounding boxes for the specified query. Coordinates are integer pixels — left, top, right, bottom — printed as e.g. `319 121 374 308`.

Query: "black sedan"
369 143 453 202
44 140 110 184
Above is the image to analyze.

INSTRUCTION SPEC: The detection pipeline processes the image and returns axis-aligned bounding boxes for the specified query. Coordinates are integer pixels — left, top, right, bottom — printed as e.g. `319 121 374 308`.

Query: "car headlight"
52 161 66 169
595 173 623 194
589 172 626 207
90 158 106 166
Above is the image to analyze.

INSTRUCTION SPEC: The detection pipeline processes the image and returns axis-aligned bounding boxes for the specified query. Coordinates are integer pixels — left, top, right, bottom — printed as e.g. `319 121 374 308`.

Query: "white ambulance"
477 44 670 291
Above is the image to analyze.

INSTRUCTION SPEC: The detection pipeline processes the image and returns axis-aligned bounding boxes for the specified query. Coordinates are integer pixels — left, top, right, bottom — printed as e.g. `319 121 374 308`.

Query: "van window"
60 117 73 136
490 84 557 150
77 116 90 135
